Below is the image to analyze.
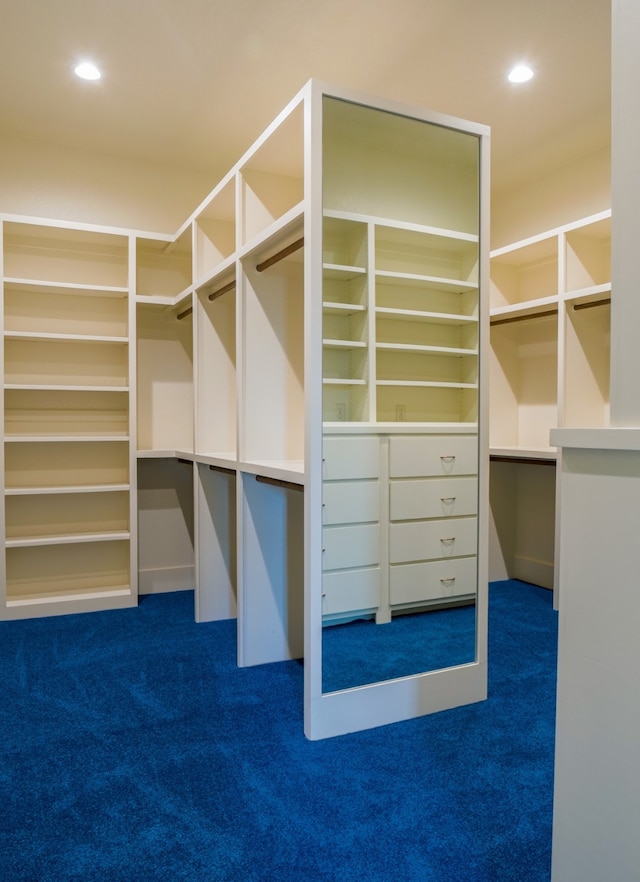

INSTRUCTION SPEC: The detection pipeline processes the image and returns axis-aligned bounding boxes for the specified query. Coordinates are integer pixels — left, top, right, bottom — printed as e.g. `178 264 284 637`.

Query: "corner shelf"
489 209 612 591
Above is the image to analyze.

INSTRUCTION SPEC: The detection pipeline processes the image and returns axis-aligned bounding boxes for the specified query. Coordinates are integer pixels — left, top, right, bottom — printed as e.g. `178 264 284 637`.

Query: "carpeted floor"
0 580 557 881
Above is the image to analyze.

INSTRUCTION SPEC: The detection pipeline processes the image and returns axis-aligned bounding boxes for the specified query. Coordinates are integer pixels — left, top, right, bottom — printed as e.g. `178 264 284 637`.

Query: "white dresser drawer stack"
388 435 478 610
322 435 381 620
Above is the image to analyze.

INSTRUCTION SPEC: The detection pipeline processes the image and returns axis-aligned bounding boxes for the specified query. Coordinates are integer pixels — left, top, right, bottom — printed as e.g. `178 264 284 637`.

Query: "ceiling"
0 0 611 196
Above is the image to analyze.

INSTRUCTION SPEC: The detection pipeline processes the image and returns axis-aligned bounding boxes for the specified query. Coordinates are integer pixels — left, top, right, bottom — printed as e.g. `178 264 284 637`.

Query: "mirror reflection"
320 97 481 693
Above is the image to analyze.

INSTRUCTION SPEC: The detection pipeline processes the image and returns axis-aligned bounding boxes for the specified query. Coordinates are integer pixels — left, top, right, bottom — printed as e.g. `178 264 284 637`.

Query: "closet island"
1 81 490 739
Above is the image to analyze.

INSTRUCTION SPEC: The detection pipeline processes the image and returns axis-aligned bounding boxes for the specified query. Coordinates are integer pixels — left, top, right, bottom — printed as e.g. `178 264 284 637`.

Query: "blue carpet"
0 580 557 881
323 603 476 692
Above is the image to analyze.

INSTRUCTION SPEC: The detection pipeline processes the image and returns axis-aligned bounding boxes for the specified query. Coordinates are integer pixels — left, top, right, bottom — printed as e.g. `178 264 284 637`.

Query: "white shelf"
5 483 130 495
137 449 173 458
376 379 477 389
4 277 128 297
323 378 367 386
5 384 129 392
376 342 477 356
376 270 477 292
6 531 130 548
238 201 304 262
551 427 640 451
323 264 366 280
490 446 557 461
323 339 367 349
4 331 128 344
238 459 304 484
563 282 611 306
490 295 559 323
6 586 131 608
5 435 129 442
194 453 237 470
375 306 477 325
323 302 366 314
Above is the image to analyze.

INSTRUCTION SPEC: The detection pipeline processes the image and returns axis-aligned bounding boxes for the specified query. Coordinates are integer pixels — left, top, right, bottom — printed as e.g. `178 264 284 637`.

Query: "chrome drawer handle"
440 455 455 462
440 577 456 585
440 496 456 503
440 537 455 545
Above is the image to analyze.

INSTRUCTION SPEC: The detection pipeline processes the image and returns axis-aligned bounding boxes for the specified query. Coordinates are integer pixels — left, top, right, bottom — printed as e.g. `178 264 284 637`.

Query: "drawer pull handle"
440 537 455 545
440 455 455 462
440 496 456 503
440 577 456 585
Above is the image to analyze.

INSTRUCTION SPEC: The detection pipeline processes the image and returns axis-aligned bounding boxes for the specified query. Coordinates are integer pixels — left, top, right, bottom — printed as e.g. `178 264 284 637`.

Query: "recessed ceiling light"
508 64 534 84
74 61 102 81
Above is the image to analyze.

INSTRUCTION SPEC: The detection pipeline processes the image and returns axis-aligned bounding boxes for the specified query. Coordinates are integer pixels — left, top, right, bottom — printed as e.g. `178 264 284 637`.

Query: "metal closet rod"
572 297 610 312
491 296 611 326
176 281 236 319
209 464 236 476
208 280 236 302
255 474 304 492
177 236 304 316
490 454 556 467
256 237 304 272
491 308 557 327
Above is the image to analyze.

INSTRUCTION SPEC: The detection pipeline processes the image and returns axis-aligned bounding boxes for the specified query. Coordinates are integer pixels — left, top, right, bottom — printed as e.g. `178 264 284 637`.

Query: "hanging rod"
572 298 611 312
256 237 304 273
255 474 304 492
491 308 557 327
209 464 236 476
490 454 556 467
176 306 193 321
208 280 236 301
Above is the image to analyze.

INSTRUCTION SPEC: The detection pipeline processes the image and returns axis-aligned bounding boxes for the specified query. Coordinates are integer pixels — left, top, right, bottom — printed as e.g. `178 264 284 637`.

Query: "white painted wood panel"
390 515 477 563
389 555 476 605
322 523 381 571
322 435 380 480
322 479 379 525
322 567 380 616
390 476 478 521
389 434 477 477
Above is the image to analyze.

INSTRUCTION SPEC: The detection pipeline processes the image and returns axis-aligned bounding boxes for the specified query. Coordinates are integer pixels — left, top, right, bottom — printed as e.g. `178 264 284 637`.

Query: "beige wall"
0 132 217 234
491 144 611 249
1 129 611 245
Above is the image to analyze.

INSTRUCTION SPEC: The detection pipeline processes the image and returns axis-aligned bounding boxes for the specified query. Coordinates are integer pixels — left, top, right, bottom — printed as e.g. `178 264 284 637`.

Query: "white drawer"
323 523 381 571
390 556 477 606
323 436 380 480
390 476 477 521
322 567 380 616
322 480 379 525
390 516 477 564
389 434 477 478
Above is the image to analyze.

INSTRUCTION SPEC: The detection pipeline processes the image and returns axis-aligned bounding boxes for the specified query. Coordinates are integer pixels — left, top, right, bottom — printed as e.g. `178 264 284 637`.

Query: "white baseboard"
138 565 195 595
513 555 554 590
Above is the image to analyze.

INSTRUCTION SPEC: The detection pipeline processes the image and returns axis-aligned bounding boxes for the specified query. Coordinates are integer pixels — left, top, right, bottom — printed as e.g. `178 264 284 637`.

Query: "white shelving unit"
1 81 490 740
135 228 195 598
1 220 136 617
489 210 611 592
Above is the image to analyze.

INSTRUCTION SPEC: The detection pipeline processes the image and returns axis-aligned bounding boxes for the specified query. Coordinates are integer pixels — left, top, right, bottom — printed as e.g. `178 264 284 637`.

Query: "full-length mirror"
320 96 481 693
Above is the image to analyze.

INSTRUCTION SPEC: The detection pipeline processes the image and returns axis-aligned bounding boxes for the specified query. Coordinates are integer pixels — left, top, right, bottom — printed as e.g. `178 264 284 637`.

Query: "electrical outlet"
336 403 346 421
396 404 407 421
